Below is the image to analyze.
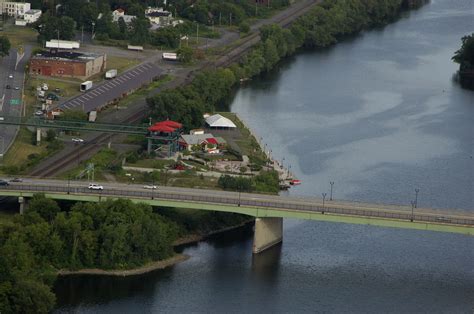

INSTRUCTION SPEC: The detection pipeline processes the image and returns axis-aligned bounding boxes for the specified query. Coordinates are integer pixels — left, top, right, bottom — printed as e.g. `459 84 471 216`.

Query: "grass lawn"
106 55 141 74
217 112 267 164
2 127 46 169
0 24 38 48
126 158 174 169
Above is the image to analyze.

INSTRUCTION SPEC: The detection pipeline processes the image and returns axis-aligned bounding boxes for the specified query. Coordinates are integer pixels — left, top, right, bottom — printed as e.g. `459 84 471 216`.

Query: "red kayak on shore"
289 179 301 185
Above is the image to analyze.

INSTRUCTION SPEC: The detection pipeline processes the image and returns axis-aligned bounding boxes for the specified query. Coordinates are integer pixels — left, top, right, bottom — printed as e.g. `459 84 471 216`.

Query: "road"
1 178 473 228
0 45 31 156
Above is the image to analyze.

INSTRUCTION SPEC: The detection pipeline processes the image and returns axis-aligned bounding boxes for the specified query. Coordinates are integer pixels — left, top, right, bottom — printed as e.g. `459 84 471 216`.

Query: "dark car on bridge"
0 180 9 186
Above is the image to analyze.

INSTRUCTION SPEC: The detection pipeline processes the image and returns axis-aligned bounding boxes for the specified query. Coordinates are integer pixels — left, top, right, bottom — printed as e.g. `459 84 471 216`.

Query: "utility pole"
196 22 199 45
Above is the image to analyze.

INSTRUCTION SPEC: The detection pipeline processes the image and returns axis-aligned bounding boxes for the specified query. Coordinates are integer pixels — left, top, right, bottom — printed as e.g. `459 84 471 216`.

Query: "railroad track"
29 108 147 178
31 0 320 178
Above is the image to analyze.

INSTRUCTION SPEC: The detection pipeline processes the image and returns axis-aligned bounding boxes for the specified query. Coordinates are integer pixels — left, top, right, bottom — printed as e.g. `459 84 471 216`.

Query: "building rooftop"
32 50 104 62
25 9 41 14
180 134 226 146
147 11 171 17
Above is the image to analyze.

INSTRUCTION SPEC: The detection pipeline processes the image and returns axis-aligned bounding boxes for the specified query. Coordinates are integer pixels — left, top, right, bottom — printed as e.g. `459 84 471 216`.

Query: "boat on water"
289 179 301 185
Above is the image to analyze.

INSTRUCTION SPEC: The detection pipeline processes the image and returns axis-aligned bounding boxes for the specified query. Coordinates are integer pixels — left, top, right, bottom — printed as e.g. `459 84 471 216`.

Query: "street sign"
10 99 20 105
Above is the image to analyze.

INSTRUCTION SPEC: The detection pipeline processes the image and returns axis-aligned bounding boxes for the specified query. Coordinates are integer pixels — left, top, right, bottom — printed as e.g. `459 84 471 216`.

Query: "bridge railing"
1 185 473 226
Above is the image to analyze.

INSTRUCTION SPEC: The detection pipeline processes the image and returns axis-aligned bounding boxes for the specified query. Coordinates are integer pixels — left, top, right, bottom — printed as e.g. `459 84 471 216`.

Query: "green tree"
177 46 194 64
0 36 11 57
239 22 250 34
263 39 279 71
129 18 150 45
452 33 474 69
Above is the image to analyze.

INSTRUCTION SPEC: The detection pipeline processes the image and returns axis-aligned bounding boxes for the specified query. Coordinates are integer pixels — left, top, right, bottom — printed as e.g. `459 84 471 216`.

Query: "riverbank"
57 254 190 277
57 219 254 277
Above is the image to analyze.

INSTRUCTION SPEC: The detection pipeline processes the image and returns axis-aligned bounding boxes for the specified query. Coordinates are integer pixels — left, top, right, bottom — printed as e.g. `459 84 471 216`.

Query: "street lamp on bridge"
330 181 334 201
414 188 420 208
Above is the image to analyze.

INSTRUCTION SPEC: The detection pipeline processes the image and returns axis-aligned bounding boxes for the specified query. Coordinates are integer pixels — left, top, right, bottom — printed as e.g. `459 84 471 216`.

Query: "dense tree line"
148 0 408 130
30 0 289 47
452 33 474 90
0 195 250 313
0 36 11 57
147 68 237 129
218 171 280 194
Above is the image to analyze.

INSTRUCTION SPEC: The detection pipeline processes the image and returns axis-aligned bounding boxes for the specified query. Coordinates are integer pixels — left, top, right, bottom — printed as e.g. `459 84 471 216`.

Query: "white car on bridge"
143 185 157 189
88 183 103 190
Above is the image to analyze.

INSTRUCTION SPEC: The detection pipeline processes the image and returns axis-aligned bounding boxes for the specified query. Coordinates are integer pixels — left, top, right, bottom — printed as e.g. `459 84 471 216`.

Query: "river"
54 1 474 312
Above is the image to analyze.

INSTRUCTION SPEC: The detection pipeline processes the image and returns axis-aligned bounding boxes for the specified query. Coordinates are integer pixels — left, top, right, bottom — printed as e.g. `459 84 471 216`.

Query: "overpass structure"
0 115 148 135
1 180 472 253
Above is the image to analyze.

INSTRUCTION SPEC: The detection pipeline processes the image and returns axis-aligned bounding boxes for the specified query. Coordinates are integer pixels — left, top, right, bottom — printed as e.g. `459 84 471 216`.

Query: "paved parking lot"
58 62 162 112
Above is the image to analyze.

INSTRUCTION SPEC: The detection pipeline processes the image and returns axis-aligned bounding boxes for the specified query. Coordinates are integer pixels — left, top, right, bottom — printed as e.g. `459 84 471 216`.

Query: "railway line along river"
54 0 474 312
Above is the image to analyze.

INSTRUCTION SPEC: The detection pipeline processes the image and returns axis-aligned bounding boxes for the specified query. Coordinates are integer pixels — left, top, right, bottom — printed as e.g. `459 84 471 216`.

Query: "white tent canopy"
205 114 236 128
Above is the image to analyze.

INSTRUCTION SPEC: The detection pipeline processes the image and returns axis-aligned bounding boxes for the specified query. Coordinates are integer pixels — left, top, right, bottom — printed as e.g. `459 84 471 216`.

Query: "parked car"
6 85 10 89
143 185 157 189
14 86 19 90
88 183 103 190
10 178 23 182
72 138 84 143
8 74 13 79
35 110 44 116
0 180 9 186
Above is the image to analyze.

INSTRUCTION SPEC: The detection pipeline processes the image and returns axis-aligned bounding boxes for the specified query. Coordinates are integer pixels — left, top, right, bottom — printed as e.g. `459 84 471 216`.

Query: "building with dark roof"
29 50 106 79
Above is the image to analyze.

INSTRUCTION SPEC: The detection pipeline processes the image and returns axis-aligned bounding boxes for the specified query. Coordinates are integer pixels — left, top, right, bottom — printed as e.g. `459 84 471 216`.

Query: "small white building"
14 19 27 26
0 1 31 18
145 7 172 27
24 9 41 23
112 8 136 24
45 39 80 50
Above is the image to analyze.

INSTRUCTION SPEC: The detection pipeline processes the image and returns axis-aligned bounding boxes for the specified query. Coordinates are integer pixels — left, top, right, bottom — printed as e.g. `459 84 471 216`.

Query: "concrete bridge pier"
253 217 283 254
18 196 28 214
36 128 42 146
147 138 152 154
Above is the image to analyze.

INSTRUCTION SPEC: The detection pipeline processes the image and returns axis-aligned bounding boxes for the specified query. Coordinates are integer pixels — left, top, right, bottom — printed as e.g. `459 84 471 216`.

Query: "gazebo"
147 120 183 156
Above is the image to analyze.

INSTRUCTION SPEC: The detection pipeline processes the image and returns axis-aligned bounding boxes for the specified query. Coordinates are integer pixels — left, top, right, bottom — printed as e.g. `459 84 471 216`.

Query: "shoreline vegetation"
0 1 429 313
452 33 474 90
57 219 254 277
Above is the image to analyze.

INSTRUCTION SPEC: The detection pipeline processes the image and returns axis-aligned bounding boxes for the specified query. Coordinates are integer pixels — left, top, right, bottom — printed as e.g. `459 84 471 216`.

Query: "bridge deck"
0 180 472 235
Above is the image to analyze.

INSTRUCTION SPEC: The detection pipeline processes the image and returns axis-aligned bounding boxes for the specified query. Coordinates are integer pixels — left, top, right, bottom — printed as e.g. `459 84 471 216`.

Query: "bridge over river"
1 179 472 253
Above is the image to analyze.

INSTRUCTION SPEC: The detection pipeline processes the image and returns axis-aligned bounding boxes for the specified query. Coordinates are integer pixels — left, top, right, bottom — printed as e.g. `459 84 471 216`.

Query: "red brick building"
29 50 106 80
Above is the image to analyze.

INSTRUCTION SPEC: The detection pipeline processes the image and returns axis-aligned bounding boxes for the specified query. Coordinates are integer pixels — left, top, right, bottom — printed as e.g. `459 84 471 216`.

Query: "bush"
239 22 250 34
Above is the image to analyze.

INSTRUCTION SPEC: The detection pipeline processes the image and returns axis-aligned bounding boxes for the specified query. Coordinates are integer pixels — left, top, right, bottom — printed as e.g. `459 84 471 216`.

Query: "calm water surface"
55 1 474 312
